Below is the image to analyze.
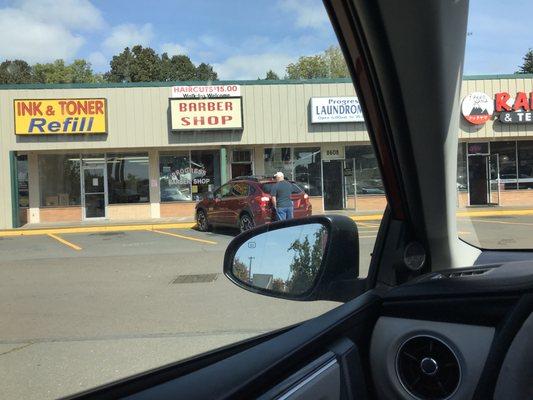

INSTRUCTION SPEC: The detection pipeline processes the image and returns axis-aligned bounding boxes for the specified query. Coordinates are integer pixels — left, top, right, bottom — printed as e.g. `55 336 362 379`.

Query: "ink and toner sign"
14 98 108 135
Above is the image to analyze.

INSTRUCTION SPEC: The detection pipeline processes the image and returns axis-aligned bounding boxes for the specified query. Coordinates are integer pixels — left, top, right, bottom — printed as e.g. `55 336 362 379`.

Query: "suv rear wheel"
239 213 255 233
196 210 210 232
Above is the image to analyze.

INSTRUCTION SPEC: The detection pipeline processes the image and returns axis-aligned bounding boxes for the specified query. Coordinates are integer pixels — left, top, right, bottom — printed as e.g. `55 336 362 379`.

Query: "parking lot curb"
0 222 196 237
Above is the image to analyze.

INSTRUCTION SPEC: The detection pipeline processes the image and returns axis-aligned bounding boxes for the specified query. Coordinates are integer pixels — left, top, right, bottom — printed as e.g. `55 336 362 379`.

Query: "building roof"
0 74 532 91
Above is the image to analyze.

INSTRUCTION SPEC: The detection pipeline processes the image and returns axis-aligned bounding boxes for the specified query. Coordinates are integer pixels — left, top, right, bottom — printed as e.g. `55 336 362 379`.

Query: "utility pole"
248 256 255 285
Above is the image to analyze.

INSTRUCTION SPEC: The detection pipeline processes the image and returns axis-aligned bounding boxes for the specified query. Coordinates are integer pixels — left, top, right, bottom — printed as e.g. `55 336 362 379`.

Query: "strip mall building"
0 74 532 229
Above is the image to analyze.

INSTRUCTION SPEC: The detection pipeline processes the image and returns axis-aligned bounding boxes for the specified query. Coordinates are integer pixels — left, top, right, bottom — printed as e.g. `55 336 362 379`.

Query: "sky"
0 0 531 80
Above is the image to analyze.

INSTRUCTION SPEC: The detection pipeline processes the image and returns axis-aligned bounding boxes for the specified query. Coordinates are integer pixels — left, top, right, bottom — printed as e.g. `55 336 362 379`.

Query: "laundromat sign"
14 98 107 135
462 91 533 125
169 97 243 131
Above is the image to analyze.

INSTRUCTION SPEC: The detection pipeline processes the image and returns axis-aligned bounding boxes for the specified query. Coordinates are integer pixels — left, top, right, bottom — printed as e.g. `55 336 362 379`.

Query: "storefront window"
231 150 253 178
39 154 81 206
159 152 193 202
191 150 220 201
264 148 293 179
518 141 533 189
106 153 149 204
491 141 517 190
457 142 467 191
17 155 29 208
293 147 322 196
346 145 384 195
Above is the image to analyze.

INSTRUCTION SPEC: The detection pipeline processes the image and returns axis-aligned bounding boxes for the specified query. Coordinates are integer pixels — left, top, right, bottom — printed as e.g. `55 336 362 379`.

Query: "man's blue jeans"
276 206 294 221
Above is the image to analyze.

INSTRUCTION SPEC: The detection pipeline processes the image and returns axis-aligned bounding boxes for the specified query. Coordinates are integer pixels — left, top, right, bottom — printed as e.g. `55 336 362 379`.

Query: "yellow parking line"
47 233 82 251
150 229 217 245
465 218 533 227
357 221 380 228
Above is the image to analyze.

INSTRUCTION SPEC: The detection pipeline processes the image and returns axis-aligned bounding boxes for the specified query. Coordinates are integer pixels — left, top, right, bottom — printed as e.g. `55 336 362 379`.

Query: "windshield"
1 0 386 398
457 0 533 249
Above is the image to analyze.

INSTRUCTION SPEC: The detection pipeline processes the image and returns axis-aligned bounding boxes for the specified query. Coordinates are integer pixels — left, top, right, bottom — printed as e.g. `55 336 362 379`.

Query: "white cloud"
279 0 329 29
88 51 107 70
17 0 105 31
0 8 84 63
103 23 154 53
214 53 295 80
160 42 187 56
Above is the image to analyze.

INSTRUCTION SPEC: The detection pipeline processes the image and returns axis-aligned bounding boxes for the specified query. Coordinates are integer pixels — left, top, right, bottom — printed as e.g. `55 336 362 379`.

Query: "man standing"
271 172 294 220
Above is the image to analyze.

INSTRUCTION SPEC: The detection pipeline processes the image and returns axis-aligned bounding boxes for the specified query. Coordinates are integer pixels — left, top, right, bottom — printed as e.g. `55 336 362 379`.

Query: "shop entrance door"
323 160 344 210
82 162 107 219
468 155 489 205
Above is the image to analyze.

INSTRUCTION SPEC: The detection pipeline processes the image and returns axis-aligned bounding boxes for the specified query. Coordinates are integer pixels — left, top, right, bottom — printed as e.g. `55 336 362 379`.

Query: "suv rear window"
260 182 303 195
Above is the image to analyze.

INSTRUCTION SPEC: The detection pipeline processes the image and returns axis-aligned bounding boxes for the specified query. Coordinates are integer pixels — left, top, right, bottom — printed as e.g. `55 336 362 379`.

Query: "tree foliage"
517 49 533 74
32 59 100 84
160 53 197 81
286 45 349 80
233 258 250 283
265 70 280 80
195 62 218 81
285 227 327 294
0 60 32 84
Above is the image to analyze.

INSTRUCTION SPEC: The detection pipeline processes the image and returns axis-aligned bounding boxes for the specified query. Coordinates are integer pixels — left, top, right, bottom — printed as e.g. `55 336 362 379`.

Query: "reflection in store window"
491 141 517 190
159 152 192 202
38 154 81 207
457 143 467 191
191 150 220 201
518 141 533 189
345 145 384 195
264 148 292 179
293 148 322 196
106 153 149 204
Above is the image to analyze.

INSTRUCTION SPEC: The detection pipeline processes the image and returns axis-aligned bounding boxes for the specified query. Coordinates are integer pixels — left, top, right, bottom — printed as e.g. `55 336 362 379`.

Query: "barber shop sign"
462 91 533 125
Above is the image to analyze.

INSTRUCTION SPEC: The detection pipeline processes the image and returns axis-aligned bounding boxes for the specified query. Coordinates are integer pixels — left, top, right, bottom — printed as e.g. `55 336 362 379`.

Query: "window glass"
219 183 233 198
232 150 251 163
491 141 517 190
457 143 467 192
159 152 192 202
345 145 384 195
518 141 533 189
38 154 81 206
106 153 149 204
294 148 322 196
232 182 249 196
191 150 220 201
17 155 29 208
264 148 292 179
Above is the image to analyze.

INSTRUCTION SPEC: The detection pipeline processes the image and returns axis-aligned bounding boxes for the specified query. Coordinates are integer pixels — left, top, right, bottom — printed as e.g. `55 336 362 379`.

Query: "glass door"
81 158 107 219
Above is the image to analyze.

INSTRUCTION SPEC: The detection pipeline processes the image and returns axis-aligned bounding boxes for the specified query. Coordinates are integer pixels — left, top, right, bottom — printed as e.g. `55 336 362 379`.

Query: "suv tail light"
258 196 270 207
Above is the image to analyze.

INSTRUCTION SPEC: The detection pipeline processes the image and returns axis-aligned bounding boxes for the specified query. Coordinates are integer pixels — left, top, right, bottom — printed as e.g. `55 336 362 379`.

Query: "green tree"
286 46 350 79
69 59 95 83
233 258 250 283
286 54 328 79
271 278 286 292
107 45 162 82
31 59 99 84
265 70 280 80
160 53 197 81
0 60 33 84
195 62 218 81
32 60 72 83
286 227 327 294
517 49 533 74
324 46 349 78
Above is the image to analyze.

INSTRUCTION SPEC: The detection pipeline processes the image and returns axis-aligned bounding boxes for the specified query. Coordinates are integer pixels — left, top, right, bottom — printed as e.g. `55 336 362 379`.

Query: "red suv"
195 176 312 233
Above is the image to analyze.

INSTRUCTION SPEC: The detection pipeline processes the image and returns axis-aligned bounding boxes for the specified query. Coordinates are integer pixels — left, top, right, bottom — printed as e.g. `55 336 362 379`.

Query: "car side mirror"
223 215 360 302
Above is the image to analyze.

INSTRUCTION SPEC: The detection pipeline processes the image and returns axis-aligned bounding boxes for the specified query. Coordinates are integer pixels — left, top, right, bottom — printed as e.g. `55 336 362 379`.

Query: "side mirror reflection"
232 223 328 296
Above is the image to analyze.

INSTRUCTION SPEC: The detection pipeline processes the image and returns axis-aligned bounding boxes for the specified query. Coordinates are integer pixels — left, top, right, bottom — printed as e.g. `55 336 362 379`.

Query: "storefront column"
254 146 265 175
149 150 160 219
220 147 228 184
28 153 40 223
